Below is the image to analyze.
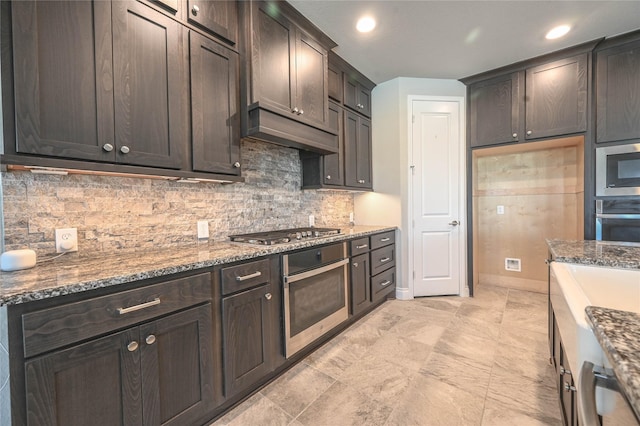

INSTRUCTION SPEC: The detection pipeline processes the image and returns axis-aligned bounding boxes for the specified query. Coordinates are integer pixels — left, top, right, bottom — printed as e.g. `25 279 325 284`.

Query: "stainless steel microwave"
596 143 640 196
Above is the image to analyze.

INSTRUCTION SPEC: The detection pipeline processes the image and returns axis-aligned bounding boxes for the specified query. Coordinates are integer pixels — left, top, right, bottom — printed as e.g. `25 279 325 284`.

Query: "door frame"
407 95 469 298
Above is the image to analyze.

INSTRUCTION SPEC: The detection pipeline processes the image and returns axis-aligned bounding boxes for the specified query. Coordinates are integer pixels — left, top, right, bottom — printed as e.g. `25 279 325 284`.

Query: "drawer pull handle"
380 280 392 287
127 341 139 352
117 298 161 315
265 293 272 300
145 335 156 345
380 257 391 263
380 237 390 242
353 262 359 267
236 271 262 281
356 244 368 249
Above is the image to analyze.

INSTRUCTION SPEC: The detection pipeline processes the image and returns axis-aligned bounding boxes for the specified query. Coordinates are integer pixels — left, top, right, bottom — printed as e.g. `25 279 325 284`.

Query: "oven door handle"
579 361 624 426
596 213 640 219
284 258 349 285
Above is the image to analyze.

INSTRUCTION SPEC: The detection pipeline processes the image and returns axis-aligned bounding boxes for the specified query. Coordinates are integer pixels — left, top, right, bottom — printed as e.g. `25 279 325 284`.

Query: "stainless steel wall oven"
282 242 349 358
596 199 640 243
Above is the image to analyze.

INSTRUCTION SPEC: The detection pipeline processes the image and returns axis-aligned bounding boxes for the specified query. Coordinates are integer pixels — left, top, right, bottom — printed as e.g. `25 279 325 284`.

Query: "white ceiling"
288 0 640 84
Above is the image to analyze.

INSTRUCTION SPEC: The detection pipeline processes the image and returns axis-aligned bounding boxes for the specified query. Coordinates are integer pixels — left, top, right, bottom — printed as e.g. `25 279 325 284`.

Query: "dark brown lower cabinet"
222 284 278 398
550 308 579 426
350 253 371 316
25 304 214 426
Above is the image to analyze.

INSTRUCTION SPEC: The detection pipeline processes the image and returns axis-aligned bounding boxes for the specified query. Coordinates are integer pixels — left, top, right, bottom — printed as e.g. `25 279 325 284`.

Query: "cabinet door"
11 1 115 162
596 39 640 143
344 111 372 189
469 72 523 147
222 285 274 397
357 85 372 118
112 1 186 169
187 0 238 45
294 31 329 127
343 76 372 118
350 253 371 316
323 102 344 186
190 32 240 175
25 329 142 426
525 54 588 140
140 304 215 426
328 61 343 102
251 3 295 114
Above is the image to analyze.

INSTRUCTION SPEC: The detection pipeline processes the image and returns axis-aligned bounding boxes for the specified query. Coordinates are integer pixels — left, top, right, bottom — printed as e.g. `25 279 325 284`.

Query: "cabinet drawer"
370 231 395 250
350 237 371 256
370 245 395 276
22 272 212 358
372 267 396 303
221 258 270 295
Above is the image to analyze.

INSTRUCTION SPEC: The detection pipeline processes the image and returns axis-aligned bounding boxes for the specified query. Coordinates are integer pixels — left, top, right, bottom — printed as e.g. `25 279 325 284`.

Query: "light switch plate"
197 220 209 239
497 205 505 215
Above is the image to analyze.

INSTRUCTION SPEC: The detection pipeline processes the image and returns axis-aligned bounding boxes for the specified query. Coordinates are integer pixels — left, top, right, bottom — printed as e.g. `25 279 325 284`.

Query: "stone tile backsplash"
1 140 354 256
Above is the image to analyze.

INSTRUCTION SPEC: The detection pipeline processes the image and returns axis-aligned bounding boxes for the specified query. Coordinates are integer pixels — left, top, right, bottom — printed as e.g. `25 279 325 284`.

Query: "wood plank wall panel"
472 138 584 293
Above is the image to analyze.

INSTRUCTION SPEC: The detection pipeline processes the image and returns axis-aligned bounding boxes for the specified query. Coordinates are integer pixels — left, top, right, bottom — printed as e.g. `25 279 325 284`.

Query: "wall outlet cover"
197 220 209 239
497 205 505 215
55 228 78 253
309 215 315 227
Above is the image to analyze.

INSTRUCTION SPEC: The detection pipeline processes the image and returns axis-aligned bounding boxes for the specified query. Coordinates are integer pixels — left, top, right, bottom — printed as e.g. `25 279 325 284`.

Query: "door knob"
449 220 460 226
120 146 130 154
102 143 114 152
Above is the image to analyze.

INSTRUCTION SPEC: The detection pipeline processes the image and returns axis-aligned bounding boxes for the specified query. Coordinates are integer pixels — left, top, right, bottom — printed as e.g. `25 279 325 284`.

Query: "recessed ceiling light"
356 16 376 33
546 25 571 40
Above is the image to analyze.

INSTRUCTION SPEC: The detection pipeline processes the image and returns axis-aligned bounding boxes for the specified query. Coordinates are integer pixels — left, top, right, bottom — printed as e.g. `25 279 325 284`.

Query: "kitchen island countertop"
547 239 640 270
0 225 396 306
586 306 640 421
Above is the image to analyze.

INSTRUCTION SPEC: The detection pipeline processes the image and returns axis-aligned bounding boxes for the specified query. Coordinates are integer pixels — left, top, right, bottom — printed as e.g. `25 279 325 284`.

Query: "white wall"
354 77 466 299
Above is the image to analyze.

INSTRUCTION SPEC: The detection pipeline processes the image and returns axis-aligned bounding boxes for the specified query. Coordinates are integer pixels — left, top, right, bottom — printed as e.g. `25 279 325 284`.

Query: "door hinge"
413 271 416 279
412 220 415 228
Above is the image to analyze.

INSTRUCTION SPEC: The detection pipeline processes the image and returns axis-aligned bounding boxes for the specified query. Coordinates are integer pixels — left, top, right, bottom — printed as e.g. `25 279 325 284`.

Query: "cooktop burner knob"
314 231 320 237
296 232 302 240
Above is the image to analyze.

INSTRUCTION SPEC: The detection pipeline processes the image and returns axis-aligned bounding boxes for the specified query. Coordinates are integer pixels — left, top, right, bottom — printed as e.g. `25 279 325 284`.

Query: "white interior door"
411 98 464 297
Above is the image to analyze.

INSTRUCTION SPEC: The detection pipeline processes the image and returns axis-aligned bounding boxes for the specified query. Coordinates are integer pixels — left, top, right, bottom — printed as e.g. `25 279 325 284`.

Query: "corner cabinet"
240 0 338 154
301 52 375 190
19 272 216 426
595 30 640 144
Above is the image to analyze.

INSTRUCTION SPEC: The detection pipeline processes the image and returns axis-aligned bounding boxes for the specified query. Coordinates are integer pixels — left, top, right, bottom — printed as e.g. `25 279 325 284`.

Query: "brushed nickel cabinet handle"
145 335 156 345
117 298 161 315
102 143 114 152
236 271 262 281
233 162 241 168
358 179 365 184
353 262 359 267
191 4 199 15
265 293 272 300
356 244 368 249
380 238 390 242
127 341 139 352
380 280 392 287
120 145 130 154
526 130 532 136
380 257 391 263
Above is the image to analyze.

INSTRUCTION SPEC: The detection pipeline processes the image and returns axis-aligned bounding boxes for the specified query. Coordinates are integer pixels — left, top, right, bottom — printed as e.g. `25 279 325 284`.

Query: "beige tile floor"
212 284 562 425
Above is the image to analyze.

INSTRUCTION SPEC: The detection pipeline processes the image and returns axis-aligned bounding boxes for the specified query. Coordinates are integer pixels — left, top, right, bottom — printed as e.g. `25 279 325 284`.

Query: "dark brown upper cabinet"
241 1 338 154
595 31 640 144
343 73 373 118
189 31 241 175
328 61 343 103
10 1 115 163
344 110 372 189
143 0 238 46
525 54 588 140
10 0 186 170
186 0 238 45
463 45 594 147
469 72 524 147
112 1 186 169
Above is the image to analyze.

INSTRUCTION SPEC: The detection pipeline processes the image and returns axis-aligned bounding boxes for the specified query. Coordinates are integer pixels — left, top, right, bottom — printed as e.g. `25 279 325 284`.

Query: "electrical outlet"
349 212 354 223
308 215 315 227
197 220 209 239
55 228 78 253
497 205 505 215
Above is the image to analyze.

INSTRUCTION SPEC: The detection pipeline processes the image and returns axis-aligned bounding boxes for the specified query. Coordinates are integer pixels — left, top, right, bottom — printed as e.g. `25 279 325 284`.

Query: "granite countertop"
547 239 640 270
0 225 395 306
585 306 640 420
